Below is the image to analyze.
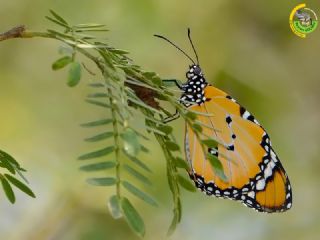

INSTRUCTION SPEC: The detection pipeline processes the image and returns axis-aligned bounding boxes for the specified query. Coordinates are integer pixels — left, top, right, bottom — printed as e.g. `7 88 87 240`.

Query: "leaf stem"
107 86 122 199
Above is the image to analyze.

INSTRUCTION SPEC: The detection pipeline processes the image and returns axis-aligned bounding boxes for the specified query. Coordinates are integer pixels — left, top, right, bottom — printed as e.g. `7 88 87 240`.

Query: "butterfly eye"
193 66 202 75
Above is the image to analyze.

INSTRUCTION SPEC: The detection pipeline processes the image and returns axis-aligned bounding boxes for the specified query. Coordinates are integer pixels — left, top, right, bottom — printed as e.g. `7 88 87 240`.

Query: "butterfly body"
180 65 208 106
183 64 292 213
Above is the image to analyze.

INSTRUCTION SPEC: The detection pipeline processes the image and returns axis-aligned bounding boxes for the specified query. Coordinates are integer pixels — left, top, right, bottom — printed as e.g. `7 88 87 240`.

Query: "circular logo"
289 3 318 38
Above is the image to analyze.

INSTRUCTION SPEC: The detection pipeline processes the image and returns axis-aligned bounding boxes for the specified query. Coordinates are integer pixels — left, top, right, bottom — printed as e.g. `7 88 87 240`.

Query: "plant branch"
0 15 227 236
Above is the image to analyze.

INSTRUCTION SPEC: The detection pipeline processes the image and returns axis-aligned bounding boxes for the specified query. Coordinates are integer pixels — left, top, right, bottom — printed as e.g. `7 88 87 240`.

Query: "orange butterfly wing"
185 85 292 212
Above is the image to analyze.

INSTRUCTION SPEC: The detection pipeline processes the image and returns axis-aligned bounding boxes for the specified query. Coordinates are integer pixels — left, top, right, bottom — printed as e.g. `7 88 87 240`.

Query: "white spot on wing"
264 165 273 178
242 110 250 119
256 179 266 190
247 191 255 198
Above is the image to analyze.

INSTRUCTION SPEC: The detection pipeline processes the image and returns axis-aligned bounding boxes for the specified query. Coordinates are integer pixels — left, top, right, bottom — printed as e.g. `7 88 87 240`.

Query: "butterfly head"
186 64 203 79
154 29 208 105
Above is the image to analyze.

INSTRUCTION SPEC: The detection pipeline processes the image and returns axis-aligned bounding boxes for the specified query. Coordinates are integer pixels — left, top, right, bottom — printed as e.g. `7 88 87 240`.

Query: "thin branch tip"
0 25 26 41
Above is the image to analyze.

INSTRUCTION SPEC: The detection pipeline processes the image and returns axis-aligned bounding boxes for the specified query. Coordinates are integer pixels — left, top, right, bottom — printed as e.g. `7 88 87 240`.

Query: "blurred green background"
1 0 320 239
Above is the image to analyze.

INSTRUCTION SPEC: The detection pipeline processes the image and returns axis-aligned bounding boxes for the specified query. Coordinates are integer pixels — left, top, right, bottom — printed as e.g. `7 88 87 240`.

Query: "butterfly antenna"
154 34 195 64
187 28 199 65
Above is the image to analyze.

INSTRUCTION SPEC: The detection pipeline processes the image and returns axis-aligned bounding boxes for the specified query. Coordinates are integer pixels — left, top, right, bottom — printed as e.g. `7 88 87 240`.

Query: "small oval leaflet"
68 61 81 87
207 154 228 182
79 161 116 172
78 146 115 160
86 177 117 186
177 174 197 192
121 128 140 157
0 176 15 203
122 181 158 207
52 56 72 70
120 197 145 237
165 141 180 151
108 195 122 219
4 174 35 198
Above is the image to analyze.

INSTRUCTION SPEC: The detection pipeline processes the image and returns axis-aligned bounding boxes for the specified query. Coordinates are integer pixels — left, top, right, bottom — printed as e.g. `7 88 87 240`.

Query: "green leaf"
207 154 228 182
74 24 109 32
123 151 151 173
0 153 15 174
109 48 129 55
85 99 111 108
142 72 161 85
49 9 68 25
99 51 116 70
152 77 162 86
77 29 109 33
201 139 218 148
85 131 114 142
162 79 182 87
177 174 197 192
185 111 197 120
86 177 117 186
58 45 74 55
0 175 15 203
4 174 35 198
79 161 116 172
52 56 72 70
121 128 140 157
108 195 122 219
74 23 106 28
74 25 109 32
157 125 173 134
88 82 105 88
144 125 167 136
192 123 202 132
47 29 73 40
165 141 180 151
167 199 182 236
143 71 157 78
87 92 108 98
173 157 190 170
0 150 20 169
120 197 145 237
45 16 69 28
122 181 157 207
76 33 96 40
123 164 151 186
78 146 115 160
68 62 81 87
140 145 149 153
14 168 29 184
80 119 113 127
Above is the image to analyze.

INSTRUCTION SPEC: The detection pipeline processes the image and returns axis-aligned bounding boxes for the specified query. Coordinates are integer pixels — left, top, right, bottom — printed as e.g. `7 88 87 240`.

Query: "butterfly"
154 29 292 213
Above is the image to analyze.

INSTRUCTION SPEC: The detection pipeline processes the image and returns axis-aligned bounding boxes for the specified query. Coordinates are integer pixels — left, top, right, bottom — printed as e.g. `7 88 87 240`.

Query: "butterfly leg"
161 79 183 123
163 109 180 123
162 79 183 89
